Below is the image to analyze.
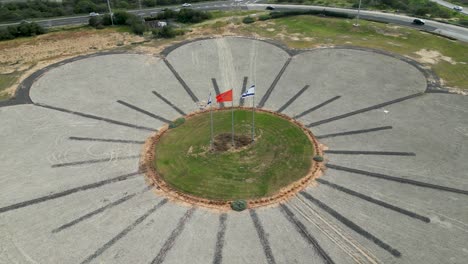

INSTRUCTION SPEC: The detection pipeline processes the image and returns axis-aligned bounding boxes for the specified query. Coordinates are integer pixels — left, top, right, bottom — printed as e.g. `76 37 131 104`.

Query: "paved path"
0 37 467 264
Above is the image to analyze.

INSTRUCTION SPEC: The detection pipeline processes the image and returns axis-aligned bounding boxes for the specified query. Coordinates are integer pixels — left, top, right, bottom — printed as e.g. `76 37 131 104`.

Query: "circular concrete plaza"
0 37 467 264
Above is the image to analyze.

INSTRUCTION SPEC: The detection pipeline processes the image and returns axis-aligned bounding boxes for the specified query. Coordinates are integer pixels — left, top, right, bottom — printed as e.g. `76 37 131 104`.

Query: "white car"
89 12 100 17
182 3 192 7
453 6 463 12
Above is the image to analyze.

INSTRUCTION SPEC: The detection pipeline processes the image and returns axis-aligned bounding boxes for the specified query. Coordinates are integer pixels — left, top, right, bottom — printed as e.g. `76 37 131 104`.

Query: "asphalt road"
429 0 467 15
0 1 467 42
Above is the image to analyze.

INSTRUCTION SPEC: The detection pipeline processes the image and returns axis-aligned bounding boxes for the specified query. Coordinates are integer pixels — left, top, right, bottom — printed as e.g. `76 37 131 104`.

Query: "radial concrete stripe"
34 103 156 131
0 172 141 214
69 136 145 144
52 187 151 233
299 192 402 257
324 150 416 156
277 85 310 113
51 155 140 168
151 90 186 116
279 204 335 264
316 126 392 139
257 57 292 108
293 96 341 119
326 164 468 196
213 213 228 264
249 210 276 264
307 93 424 127
163 58 199 102
150 207 196 264
316 179 430 223
80 199 168 264
116 100 171 123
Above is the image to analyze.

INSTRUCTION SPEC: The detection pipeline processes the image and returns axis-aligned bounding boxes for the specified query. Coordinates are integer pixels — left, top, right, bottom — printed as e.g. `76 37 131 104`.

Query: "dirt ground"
0 28 147 98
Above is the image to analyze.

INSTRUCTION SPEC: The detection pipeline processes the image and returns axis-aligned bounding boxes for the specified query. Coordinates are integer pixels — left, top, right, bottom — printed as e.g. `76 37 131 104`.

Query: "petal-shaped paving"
1 37 467 264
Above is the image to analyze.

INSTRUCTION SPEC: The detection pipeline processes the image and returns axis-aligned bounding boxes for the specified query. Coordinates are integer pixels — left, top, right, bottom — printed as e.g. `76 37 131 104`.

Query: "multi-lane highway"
1 0 467 42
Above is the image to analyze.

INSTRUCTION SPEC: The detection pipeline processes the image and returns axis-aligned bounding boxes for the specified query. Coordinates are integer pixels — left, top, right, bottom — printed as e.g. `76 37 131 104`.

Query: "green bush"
258 14 271 21
88 16 102 28
313 155 324 162
169 117 186 128
1 21 46 41
231 200 247 211
242 16 255 24
152 26 184 39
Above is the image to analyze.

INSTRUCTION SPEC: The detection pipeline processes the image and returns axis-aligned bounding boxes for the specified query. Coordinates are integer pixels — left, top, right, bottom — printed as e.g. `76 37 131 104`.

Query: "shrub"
169 117 185 128
313 155 324 162
89 16 102 27
130 21 146 35
258 14 271 21
231 200 247 211
242 16 255 24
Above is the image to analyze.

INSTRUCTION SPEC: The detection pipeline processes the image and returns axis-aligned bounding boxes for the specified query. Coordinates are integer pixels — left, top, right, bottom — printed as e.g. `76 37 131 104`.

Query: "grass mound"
154 109 314 200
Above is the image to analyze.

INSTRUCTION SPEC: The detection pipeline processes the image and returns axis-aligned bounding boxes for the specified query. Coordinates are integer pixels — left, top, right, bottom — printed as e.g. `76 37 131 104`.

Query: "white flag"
207 92 212 105
241 85 255 99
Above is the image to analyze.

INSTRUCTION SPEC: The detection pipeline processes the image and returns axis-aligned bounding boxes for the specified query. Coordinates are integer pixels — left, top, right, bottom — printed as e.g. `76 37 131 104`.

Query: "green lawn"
155 109 314 200
237 15 468 89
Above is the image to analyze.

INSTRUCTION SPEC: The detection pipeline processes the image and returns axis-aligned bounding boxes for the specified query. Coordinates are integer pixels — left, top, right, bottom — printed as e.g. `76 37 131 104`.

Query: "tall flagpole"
210 98 214 150
252 94 255 142
231 100 234 148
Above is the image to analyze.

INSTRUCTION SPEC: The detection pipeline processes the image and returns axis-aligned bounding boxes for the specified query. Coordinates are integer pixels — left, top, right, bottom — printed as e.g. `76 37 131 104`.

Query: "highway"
0 0 467 42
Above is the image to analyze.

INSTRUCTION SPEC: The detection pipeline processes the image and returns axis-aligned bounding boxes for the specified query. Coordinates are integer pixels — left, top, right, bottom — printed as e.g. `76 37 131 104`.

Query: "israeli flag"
207 92 212 105
241 85 255 98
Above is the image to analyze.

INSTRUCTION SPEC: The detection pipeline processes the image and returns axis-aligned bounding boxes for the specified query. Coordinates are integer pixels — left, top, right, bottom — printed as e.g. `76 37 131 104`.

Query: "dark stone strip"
324 150 416 156
52 193 137 233
212 213 227 264
249 210 277 264
51 155 140 168
117 100 171 123
326 163 468 196
299 192 402 257
151 90 186 116
212 78 224 108
163 58 199 102
257 57 292 108
279 204 335 264
316 179 430 223
239 76 248 106
293 96 341 119
316 126 392 139
277 85 310 113
34 103 156 132
80 199 168 264
307 93 423 127
69 136 145 144
151 207 196 264
0 172 141 214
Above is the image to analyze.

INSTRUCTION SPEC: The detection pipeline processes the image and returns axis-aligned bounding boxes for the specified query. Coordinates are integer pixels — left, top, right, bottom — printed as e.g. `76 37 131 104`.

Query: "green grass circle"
154 109 314 200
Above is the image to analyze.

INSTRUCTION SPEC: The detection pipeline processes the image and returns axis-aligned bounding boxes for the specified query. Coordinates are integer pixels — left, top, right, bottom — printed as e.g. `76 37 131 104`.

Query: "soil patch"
213 133 251 151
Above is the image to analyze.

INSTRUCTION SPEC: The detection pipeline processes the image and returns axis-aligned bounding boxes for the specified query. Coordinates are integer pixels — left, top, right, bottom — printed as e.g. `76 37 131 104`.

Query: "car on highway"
412 18 425 25
266 6 275 10
182 3 192 7
453 6 463 12
89 12 100 17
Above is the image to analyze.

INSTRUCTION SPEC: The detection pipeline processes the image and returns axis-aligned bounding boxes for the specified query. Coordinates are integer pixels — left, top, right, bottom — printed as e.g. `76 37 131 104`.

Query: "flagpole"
231 100 234 148
210 100 214 150
252 94 255 142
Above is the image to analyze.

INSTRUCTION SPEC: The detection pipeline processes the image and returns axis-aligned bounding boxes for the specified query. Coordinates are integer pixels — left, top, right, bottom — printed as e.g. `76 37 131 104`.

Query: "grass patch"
236 15 468 89
155 109 314 200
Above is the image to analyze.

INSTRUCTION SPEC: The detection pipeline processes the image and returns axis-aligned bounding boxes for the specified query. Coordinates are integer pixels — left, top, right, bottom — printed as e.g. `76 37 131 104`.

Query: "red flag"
216 89 233 103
